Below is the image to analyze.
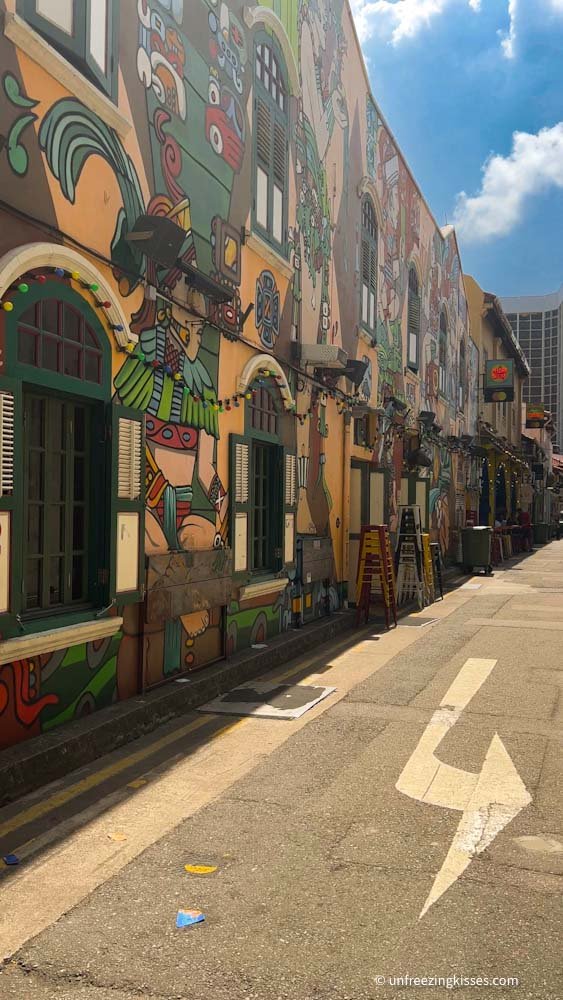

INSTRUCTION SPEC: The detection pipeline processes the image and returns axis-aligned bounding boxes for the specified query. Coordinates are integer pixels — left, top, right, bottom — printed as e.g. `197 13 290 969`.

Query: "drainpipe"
341 411 352 607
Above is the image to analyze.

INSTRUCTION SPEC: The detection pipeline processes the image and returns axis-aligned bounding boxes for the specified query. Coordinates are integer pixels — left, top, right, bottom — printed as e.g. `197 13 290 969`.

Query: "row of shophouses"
0 0 559 751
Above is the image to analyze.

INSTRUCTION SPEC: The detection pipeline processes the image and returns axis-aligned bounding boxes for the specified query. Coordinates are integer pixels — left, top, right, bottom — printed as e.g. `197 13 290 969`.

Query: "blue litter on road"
176 909 205 928
2 854 19 866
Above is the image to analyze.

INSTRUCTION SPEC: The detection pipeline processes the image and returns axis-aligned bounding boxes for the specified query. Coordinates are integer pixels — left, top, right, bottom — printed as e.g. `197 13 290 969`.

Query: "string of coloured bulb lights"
0 266 366 420
0 271 488 457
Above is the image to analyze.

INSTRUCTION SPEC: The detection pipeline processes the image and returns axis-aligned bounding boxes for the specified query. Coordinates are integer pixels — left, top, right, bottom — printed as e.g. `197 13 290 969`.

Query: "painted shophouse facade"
0 0 476 751
464 277 530 526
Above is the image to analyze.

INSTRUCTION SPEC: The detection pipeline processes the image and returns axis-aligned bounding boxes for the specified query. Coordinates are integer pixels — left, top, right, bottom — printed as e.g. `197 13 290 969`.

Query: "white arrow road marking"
396 658 532 918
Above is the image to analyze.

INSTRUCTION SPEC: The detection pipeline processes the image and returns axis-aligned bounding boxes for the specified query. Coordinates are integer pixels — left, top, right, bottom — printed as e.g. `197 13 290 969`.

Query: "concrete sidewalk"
0 545 560 999
0 564 472 807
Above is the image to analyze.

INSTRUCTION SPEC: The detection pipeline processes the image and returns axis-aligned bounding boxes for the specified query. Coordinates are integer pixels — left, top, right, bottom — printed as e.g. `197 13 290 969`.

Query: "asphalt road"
1 544 562 1000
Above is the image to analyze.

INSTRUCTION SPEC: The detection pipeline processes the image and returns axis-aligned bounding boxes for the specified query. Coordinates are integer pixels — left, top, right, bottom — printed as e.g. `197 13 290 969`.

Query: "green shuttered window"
253 36 289 253
229 385 297 578
407 265 420 370
19 0 118 100
360 197 378 338
439 309 447 396
0 284 144 637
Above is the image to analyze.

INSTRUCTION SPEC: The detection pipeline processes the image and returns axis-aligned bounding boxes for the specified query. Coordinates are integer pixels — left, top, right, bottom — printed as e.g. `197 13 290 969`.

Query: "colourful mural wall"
0 0 472 748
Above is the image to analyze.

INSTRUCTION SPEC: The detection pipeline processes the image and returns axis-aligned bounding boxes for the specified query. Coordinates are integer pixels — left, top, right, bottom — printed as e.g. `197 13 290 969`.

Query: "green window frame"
22 391 101 617
353 414 368 447
439 308 448 396
360 196 378 339
458 339 466 411
252 32 289 255
407 265 420 371
19 0 119 101
0 281 143 638
251 439 280 573
229 381 297 580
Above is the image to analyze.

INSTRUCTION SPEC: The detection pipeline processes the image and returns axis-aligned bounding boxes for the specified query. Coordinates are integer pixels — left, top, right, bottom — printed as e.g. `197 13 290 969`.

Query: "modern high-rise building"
500 286 563 450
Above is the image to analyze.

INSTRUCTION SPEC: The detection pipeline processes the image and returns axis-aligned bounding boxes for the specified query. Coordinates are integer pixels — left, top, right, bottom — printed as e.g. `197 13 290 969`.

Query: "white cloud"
453 123 563 243
499 0 518 59
350 0 480 44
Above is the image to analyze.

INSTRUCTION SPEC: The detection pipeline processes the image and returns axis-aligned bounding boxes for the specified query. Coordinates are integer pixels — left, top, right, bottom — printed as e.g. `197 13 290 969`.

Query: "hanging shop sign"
525 404 546 429
484 359 514 402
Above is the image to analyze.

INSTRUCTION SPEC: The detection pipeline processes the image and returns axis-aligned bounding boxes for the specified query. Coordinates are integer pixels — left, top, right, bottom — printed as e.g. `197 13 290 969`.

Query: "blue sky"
351 0 563 296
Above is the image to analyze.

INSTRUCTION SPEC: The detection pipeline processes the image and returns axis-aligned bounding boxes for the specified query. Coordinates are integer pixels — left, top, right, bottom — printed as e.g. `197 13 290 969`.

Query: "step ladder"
396 506 425 609
355 524 398 629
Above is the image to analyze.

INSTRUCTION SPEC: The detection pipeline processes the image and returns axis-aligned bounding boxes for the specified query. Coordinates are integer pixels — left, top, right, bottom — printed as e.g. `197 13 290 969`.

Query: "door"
349 461 386 603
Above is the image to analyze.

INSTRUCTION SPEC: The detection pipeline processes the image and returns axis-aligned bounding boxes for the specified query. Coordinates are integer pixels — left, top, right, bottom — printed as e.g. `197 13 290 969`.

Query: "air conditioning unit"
299 344 348 369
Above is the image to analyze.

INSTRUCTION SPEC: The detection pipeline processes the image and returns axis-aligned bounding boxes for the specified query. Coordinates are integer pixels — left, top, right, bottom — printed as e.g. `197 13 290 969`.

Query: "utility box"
295 537 335 624
297 536 334 583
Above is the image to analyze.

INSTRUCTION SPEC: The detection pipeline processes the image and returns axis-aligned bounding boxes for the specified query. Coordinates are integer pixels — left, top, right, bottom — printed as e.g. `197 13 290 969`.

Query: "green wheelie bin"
461 526 493 575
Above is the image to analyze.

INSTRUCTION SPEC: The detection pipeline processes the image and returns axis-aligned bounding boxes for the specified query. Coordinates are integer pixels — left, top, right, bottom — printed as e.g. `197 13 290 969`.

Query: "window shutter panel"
0 377 22 622
408 289 420 335
117 417 142 500
408 284 420 368
369 246 377 293
256 97 272 167
0 390 15 498
283 448 297 569
110 404 145 605
229 434 250 574
273 120 286 191
85 0 119 99
361 239 370 285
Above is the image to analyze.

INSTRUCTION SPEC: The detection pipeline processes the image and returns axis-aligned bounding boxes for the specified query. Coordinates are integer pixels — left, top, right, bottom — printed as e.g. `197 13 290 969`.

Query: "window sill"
238 576 289 601
0 615 123 666
246 232 293 281
4 13 132 139
358 326 377 348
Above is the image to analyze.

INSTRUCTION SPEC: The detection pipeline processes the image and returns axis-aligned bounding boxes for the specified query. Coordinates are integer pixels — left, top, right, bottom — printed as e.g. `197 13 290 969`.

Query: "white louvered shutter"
112 406 144 603
118 417 142 500
230 435 250 573
0 379 20 619
283 449 297 568
0 390 15 497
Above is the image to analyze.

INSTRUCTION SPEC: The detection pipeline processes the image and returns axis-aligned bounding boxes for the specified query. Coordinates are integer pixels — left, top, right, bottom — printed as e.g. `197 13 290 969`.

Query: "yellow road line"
0 626 363 843
0 714 219 841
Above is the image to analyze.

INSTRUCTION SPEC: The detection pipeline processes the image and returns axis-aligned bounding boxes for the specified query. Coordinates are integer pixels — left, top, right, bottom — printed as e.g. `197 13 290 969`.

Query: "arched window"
361 197 378 337
407 265 420 370
230 379 296 578
17 298 103 384
253 36 288 251
0 277 143 633
458 339 466 411
439 308 447 395
249 383 278 435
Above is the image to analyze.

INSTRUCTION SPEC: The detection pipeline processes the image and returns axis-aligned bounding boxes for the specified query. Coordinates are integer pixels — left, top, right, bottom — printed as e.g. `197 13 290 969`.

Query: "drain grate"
398 616 439 627
199 682 336 720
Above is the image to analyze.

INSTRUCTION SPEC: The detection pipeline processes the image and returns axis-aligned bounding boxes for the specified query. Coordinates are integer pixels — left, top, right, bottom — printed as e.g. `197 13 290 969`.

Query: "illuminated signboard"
526 404 546 429
484 359 514 403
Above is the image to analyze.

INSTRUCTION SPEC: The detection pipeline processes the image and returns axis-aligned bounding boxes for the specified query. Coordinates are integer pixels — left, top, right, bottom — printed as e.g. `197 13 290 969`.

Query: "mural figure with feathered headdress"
39 100 227 554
